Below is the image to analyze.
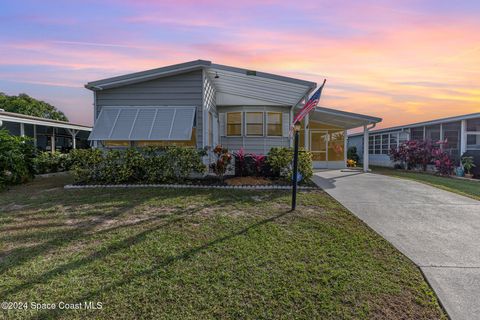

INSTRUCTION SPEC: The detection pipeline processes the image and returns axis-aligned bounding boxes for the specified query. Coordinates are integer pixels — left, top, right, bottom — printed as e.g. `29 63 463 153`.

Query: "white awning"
88 106 195 141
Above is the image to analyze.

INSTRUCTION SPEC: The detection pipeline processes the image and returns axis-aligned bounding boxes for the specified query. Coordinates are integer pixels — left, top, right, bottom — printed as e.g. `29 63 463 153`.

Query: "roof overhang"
85 60 212 90
207 64 315 106
85 60 316 107
305 106 382 130
0 111 91 131
348 112 480 137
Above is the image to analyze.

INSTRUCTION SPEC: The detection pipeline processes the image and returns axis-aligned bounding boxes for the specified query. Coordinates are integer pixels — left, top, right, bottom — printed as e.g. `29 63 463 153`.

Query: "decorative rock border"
64 183 318 190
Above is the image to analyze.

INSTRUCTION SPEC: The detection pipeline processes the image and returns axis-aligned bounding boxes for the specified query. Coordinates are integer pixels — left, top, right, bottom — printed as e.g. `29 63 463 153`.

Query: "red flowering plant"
432 145 454 176
251 153 266 176
209 144 232 180
389 139 441 171
233 147 247 177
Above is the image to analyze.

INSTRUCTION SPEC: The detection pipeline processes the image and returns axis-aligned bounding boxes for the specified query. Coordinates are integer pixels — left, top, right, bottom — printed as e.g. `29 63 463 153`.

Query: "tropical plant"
266 147 313 181
461 156 476 175
389 139 441 171
251 153 266 176
209 145 232 180
432 148 454 176
0 129 35 188
233 147 247 177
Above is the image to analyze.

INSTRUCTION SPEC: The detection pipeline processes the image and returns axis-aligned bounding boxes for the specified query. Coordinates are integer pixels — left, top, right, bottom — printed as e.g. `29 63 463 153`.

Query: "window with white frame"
368 132 403 155
245 112 264 136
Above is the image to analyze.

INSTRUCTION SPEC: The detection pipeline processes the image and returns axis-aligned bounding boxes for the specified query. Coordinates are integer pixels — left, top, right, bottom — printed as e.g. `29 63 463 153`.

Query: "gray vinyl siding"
218 105 291 154
94 70 203 147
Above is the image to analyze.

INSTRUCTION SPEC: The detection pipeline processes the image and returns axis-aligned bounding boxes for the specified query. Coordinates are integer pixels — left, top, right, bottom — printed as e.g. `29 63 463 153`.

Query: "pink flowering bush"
390 139 454 175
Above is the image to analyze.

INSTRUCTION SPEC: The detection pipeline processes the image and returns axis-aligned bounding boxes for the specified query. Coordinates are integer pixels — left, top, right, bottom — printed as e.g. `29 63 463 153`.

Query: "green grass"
0 175 446 319
371 166 480 201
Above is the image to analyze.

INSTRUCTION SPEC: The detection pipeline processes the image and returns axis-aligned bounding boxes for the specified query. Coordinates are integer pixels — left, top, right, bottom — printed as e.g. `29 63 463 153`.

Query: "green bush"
70 147 206 184
266 147 313 181
33 151 71 174
347 146 360 163
0 129 35 188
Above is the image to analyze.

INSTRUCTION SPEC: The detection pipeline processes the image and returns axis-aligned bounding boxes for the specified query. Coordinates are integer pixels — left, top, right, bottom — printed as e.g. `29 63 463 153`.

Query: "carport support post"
363 125 369 172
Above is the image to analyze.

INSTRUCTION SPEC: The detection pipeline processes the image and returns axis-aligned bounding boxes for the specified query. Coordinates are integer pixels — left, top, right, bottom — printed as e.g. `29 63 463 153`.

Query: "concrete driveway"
313 170 480 320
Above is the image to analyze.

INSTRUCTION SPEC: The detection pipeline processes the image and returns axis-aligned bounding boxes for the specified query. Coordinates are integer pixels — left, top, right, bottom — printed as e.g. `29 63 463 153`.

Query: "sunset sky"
1 0 479 127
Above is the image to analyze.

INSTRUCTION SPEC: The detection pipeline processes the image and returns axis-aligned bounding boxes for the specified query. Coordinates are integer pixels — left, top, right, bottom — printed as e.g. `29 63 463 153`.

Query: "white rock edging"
64 184 317 190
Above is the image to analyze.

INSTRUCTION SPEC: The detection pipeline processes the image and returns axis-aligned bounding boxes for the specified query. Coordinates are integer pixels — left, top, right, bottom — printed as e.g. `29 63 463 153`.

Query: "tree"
0 93 68 121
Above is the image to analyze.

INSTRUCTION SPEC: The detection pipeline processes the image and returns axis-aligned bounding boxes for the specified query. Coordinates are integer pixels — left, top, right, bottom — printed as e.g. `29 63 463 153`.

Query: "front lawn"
371 166 480 201
0 175 446 319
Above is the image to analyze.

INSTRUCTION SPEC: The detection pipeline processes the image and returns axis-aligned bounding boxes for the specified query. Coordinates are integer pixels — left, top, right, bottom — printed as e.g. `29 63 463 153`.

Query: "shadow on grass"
0 176 290 311
30 208 292 319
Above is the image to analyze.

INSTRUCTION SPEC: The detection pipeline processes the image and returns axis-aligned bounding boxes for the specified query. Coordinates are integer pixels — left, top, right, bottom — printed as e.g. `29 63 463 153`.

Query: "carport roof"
307 106 382 129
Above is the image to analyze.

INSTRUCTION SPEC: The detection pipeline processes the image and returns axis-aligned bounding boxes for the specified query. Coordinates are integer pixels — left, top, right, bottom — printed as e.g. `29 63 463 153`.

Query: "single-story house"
0 109 91 152
348 112 480 170
86 60 381 170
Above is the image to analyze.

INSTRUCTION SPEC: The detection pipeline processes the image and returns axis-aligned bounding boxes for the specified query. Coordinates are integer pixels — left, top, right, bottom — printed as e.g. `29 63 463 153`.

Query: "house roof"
348 112 480 137
307 106 382 129
85 60 316 106
0 110 92 131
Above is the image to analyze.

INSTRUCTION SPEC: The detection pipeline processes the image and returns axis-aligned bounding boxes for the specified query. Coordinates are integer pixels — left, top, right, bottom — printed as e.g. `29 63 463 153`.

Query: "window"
267 112 282 136
381 134 389 154
443 122 460 150
410 127 424 141
369 136 374 154
467 133 480 150
425 125 440 142
246 112 264 136
389 133 398 150
226 112 242 136
467 118 480 132
328 130 345 161
374 135 381 154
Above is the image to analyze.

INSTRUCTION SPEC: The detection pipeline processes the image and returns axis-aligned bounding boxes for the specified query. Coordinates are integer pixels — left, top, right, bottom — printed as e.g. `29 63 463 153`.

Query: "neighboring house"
0 109 91 152
348 112 480 170
86 60 381 170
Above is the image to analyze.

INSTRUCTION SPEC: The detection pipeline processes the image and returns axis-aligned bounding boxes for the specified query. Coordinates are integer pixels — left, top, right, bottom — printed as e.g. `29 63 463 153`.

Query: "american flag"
291 79 326 130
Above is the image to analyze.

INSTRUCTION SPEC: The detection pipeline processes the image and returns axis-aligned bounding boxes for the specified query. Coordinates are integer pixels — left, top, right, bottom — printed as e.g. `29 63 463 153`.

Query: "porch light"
214 72 219 79
294 123 301 132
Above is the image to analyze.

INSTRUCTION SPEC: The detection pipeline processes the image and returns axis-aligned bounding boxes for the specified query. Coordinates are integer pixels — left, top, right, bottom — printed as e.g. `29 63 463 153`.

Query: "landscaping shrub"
69 146 206 184
432 149 454 176
210 145 232 180
0 129 35 188
266 147 313 181
390 140 440 171
233 147 248 177
33 151 71 174
347 146 359 163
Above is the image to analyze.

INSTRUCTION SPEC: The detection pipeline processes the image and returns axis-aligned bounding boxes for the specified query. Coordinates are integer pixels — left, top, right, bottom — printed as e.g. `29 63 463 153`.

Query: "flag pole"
291 123 301 211
290 79 327 211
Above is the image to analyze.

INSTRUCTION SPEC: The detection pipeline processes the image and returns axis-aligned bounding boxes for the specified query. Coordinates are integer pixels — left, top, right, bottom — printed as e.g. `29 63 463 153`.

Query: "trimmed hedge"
0 129 35 188
33 151 71 174
69 147 206 184
266 147 313 181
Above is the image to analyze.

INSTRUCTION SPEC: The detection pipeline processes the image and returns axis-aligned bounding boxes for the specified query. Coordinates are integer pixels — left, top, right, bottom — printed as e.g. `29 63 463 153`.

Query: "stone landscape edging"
64 184 317 190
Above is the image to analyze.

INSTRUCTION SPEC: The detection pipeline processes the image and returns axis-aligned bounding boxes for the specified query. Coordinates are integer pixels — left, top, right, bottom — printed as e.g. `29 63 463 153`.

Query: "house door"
309 130 328 162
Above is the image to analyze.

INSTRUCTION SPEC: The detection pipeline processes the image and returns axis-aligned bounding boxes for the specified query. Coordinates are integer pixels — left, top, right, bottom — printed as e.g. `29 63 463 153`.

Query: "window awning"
88 106 195 141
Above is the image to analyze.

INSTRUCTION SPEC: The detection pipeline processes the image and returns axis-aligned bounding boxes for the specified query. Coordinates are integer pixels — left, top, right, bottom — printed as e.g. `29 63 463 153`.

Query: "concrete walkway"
313 170 480 320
